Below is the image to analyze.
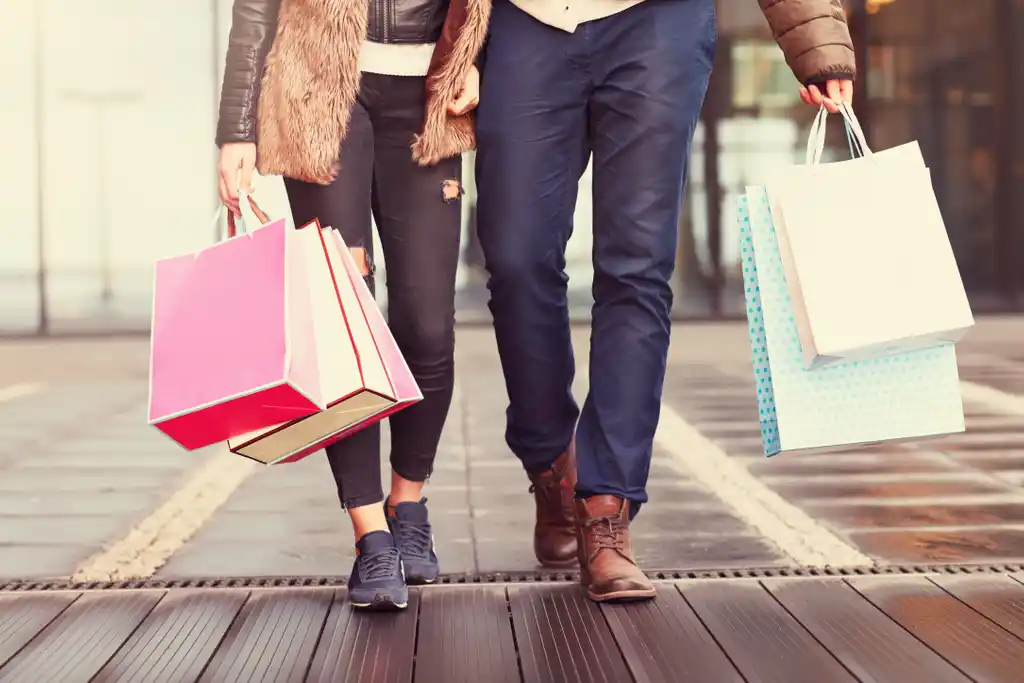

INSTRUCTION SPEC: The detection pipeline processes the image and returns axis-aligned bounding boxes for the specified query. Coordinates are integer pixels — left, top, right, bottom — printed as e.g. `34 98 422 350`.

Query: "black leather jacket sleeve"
216 0 282 146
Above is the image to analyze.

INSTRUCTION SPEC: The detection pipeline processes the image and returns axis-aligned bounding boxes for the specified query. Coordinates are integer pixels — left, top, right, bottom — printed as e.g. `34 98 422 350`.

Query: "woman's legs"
389 470 428 509
363 72 463 582
285 97 386 527
285 95 408 609
283 71 461 597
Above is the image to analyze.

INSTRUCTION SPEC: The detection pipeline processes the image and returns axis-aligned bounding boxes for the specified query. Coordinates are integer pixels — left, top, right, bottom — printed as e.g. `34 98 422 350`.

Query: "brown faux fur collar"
255 0 490 184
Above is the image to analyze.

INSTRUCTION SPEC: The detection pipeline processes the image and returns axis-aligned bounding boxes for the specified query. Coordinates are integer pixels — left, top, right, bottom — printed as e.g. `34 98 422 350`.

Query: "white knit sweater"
359 41 436 77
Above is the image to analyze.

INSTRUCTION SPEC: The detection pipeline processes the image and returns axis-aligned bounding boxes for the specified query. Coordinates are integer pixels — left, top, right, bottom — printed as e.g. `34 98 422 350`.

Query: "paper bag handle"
805 102 872 166
211 193 272 242
226 194 271 237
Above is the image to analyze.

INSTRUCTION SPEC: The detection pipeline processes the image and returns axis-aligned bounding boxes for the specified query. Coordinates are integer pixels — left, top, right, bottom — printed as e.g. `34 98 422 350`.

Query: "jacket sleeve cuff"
216 126 257 147
804 71 855 87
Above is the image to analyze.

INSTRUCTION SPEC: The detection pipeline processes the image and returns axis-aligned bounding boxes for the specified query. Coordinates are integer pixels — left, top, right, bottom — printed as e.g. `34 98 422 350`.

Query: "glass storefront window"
694 0 1023 317
864 0 1012 305
731 41 800 111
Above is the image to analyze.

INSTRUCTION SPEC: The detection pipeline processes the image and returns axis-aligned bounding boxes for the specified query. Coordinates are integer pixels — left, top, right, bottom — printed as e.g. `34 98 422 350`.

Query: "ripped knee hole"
348 247 372 277
441 179 463 203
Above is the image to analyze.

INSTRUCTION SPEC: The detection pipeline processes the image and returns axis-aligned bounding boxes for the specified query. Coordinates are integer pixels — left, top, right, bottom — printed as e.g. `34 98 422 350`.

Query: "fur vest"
256 0 490 184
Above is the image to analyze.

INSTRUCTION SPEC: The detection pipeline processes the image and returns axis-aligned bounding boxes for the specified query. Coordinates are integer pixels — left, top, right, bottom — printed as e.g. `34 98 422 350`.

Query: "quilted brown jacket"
760 0 856 84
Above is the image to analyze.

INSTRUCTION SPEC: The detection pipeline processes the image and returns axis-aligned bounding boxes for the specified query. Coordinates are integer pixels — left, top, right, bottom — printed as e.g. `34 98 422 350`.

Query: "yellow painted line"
73 449 257 582
960 381 1024 416
0 383 44 403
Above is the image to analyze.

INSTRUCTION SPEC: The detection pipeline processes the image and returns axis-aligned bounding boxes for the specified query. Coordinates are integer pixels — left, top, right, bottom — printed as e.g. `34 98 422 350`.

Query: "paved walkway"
1 319 1024 581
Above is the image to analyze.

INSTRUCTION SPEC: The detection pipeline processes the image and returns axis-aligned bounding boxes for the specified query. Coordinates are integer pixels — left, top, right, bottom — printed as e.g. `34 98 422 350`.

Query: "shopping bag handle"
210 193 272 242
227 194 271 237
805 102 873 166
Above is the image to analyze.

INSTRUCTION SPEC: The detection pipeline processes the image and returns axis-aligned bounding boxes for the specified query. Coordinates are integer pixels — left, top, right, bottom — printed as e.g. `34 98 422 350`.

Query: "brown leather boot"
575 495 655 602
526 443 578 568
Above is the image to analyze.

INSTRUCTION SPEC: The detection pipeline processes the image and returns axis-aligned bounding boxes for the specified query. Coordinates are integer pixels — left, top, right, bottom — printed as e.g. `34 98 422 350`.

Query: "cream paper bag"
765 104 974 370
227 222 422 465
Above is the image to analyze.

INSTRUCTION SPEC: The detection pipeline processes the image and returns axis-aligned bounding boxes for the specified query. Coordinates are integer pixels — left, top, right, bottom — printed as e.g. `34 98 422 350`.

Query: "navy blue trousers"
475 0 716 514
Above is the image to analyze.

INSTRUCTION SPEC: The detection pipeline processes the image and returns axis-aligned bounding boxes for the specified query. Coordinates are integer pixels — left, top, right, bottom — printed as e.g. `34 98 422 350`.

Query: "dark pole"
849 0 870 137
701 40 728 317
702 111 721 316
33 0 49 334
993 0 1017 304
923 5 945 230
1014 0 1024 303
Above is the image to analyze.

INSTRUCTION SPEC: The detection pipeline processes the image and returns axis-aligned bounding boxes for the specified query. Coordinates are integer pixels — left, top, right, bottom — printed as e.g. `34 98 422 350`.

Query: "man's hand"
799 79 854 113
447 65 480 116
218 142 257 216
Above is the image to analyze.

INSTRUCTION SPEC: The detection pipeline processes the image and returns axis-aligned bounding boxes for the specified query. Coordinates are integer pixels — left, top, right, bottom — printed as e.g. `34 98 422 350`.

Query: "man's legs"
475 0 590 567
573 0 716 600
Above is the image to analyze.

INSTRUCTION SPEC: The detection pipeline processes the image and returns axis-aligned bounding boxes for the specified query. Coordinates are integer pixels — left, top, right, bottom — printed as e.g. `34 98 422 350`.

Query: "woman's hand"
799 79 854 114
218 142 257 216
447 65 480 116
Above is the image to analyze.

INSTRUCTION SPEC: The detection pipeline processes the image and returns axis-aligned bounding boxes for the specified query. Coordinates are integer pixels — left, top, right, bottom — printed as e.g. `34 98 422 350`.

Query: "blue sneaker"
387 498 440 585
347 530 408 610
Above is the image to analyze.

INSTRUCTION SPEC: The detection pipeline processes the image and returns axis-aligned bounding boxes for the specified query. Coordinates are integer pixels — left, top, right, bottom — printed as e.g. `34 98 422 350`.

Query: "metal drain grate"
1 563 1022 592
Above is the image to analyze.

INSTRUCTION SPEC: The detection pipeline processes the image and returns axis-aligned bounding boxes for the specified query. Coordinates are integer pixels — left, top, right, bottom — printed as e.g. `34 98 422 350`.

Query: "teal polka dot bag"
737 187 965 457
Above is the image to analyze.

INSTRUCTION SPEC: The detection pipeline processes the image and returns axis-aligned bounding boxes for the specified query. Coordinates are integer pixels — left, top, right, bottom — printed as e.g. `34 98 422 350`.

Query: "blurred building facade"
677 0 1024 317
1 0 1021 333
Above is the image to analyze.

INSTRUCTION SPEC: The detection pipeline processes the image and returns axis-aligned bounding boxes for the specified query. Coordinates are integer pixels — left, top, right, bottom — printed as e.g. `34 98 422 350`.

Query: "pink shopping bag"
228 223 423 465
148 197 323 450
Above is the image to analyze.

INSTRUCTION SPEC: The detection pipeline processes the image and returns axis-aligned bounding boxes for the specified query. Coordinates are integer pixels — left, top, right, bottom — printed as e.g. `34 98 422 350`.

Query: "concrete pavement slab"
662 340 1024 565
160 329 794 577
158 419 479 578
0 516 132 546
848 528 1024 563
457 330 792 573
0 491 163 517
5 318 1024 580
0 546 97 579
0 467 186 493
0 378 215 579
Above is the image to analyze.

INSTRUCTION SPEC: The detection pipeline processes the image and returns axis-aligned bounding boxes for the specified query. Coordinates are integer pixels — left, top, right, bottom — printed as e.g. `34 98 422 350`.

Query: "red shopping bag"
227 223 423 464
148 197 324 450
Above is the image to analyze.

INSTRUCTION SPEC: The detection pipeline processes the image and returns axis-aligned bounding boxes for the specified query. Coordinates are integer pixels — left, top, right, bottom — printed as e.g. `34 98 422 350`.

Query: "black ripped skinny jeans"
284 73 462 510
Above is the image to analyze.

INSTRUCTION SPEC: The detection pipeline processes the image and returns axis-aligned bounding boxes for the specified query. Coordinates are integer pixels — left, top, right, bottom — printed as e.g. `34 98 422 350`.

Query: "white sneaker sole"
350 598 409 611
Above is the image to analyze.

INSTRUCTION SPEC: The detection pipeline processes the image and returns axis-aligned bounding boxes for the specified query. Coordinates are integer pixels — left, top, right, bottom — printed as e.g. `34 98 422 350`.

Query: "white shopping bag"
765 104 974 370
738 187 965 457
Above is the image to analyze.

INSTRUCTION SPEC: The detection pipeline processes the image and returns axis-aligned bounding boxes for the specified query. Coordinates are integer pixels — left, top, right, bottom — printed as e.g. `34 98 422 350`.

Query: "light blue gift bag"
738 187 965 457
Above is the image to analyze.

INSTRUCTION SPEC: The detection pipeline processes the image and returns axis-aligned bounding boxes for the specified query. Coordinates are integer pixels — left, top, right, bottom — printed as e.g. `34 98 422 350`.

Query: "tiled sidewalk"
160 330 787 578
3 319 1024 581
0 381 215 578
662 345 1024 565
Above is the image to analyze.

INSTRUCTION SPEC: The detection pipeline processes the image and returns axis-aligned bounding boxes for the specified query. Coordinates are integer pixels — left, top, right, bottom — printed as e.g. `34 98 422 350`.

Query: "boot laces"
586 516 627 551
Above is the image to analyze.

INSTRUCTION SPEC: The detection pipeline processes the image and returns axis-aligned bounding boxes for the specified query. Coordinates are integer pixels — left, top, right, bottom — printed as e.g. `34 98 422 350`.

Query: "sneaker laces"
392 518 433 559
358 548 401 581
